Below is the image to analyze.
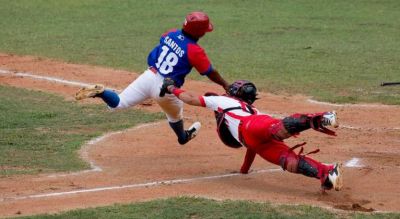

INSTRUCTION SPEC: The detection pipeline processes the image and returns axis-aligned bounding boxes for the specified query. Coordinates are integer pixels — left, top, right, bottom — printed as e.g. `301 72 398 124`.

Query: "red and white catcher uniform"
199 95 337 189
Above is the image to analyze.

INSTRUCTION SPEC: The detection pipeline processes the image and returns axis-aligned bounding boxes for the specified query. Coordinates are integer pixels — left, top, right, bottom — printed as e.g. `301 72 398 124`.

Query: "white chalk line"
0 68 120 90
341 125 400 131
2 68 399 109
3 68 400 130
8 68 399 129
307 99 399 108
1 168 282 202
1 157 364 202
1 69 91 87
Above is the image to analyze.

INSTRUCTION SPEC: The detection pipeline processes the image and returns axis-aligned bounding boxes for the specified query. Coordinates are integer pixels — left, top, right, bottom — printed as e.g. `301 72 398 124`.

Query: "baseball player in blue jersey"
75 11 229 145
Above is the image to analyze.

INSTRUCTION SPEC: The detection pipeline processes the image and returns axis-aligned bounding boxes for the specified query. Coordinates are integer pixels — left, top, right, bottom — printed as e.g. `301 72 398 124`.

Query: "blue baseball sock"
98 89 120 108
169 120 188 145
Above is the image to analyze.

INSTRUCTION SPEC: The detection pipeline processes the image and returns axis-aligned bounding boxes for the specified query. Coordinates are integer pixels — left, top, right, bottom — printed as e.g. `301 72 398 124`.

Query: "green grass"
0 0 399 104
0 85 163 175
14 197 400 219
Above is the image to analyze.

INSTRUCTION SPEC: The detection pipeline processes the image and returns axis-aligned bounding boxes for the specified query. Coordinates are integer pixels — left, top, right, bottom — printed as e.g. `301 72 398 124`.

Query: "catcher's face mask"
228 80 258 104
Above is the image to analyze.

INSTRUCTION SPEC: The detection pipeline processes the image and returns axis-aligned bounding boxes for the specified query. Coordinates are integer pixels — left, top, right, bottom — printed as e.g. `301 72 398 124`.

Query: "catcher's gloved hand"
159 77 175 97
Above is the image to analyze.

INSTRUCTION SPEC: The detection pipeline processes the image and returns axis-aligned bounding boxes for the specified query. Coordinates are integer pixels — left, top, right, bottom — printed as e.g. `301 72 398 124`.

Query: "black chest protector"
214 104 255 148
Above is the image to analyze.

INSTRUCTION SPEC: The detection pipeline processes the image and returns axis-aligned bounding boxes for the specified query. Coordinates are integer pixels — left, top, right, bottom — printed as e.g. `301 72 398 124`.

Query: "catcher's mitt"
159 77 175 97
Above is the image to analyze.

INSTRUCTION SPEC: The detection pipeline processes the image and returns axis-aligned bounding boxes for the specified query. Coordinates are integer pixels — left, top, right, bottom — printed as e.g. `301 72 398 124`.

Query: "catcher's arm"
240 148 257 174
174 88 203 106
160 78 203 106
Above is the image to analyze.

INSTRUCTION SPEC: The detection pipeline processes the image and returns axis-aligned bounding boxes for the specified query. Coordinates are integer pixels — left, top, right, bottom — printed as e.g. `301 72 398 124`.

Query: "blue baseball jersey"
147 29 214 87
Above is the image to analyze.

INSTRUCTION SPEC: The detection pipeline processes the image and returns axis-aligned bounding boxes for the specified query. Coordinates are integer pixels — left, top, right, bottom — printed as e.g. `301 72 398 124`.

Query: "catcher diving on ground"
75 11 229 145
159 78 343 191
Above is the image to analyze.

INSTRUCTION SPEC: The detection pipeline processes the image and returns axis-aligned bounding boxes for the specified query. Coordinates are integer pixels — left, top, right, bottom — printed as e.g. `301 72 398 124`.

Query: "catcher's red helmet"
182 11 213 38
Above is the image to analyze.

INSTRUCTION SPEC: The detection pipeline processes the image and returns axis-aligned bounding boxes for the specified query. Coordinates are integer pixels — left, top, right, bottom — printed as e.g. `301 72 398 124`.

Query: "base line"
2 157 363 202
3 168 281 201
0 68 119 90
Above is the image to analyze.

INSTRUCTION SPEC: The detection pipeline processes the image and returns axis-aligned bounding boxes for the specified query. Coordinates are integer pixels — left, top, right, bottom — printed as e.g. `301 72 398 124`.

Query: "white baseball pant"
115 69 183 123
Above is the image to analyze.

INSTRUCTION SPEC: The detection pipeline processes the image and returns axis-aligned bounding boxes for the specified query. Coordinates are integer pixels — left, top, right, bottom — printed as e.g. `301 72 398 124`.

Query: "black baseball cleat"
178 122 201 145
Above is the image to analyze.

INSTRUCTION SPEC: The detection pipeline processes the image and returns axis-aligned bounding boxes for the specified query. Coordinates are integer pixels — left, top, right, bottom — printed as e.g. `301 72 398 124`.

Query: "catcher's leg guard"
281 114 310 135
255 138 337 190
279 151 333 188
297 156 330 180
282 112 337 136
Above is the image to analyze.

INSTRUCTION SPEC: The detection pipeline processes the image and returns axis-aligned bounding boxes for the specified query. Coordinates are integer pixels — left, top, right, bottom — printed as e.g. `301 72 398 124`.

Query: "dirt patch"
334 203 375 212
0 53 399 217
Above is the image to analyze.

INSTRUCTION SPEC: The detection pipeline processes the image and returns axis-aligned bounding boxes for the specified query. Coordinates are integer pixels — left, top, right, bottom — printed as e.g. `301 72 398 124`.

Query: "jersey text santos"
147 29 213 87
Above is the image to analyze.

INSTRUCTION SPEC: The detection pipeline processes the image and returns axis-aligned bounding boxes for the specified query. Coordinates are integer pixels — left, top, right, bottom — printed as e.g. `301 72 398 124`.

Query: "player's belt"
148 66 157 74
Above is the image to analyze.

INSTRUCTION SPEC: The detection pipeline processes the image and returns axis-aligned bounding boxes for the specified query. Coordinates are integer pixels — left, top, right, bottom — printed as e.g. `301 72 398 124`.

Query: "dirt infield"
0 53 399 217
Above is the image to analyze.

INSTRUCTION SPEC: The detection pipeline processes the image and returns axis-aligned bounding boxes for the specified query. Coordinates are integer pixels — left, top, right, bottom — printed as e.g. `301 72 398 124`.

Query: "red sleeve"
240 148 257 174
187 44 213 75
161 28 178 37
199 96 206 107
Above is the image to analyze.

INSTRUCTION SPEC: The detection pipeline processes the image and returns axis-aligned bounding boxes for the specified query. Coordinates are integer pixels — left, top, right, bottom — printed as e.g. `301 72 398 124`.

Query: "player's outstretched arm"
171 87 203 106
160 78 203 106
240 148 257 174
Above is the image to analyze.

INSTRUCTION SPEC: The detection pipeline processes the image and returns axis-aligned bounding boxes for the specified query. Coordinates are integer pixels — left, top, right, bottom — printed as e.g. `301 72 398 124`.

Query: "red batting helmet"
182 11 213 38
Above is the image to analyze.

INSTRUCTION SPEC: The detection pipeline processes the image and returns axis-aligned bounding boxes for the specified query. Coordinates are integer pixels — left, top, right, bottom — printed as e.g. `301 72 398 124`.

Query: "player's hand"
159 77 176 97
240 167 250 174
223 84 230 93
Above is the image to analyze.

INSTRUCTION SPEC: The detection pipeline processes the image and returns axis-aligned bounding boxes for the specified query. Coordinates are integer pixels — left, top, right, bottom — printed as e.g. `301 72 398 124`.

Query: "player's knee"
279 152 299 173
